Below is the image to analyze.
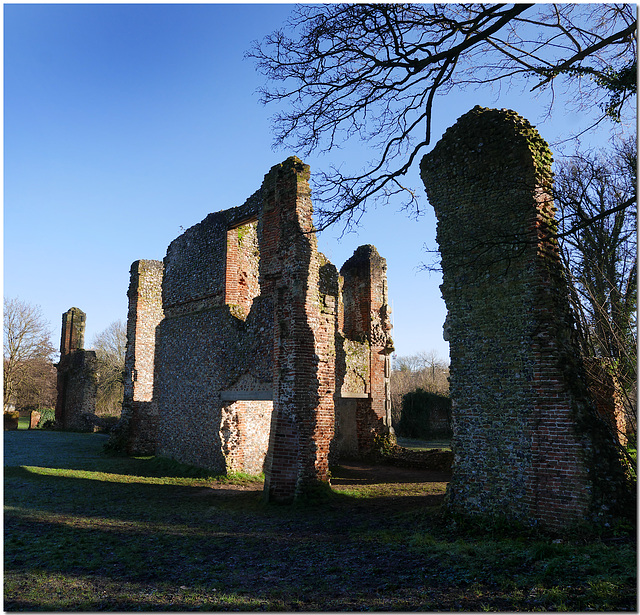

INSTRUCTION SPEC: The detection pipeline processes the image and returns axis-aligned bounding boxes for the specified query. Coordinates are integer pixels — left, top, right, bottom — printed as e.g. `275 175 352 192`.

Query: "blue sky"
4 4 634 362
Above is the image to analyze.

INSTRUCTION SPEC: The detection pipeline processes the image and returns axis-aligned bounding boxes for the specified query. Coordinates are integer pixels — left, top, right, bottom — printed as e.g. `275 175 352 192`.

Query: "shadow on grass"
4 465 266 527
4 431 637 612
5 431 452 485
5 478 636 613
4 458 450 611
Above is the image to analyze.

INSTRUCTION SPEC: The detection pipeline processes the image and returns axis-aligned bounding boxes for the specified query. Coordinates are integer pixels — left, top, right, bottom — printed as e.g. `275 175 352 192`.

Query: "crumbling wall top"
162 191 262 316
60 307 86 355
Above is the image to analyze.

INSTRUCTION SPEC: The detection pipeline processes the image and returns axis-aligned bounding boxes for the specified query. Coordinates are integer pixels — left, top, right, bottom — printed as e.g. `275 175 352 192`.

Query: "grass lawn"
4 431 636 611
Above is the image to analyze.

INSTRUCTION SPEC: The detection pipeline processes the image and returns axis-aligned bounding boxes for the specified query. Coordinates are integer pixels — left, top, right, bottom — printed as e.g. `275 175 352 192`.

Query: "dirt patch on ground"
331 461 451 486
192 461 451 501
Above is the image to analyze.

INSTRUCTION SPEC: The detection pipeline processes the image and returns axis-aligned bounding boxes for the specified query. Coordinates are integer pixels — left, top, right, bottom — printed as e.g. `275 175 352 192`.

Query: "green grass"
396 436 452 451
4 431 636 611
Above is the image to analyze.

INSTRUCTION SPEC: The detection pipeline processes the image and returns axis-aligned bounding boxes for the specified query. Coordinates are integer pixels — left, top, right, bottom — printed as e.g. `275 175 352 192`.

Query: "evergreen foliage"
397 388 452 440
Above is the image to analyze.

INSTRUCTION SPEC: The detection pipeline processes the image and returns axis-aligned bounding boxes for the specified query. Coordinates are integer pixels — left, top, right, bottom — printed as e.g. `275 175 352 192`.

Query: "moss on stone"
420 106 630 529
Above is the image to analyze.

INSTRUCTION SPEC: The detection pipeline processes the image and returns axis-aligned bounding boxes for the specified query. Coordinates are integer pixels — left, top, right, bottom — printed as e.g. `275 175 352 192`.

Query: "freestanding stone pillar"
60 306 86 354
55 307 98 431
420 106 629 528
339 245 394 452
120 260 165 454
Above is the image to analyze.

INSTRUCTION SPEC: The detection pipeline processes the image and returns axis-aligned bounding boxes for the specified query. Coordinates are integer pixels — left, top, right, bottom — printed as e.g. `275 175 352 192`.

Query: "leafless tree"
249 3 636 230
91 320 126 416
13 359 57 411
3 297 55 411
555 136 637 445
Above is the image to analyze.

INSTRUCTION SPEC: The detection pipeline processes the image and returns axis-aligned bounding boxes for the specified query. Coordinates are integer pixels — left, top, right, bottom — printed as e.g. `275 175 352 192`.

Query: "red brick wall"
261 158 336 502
225 220 260 319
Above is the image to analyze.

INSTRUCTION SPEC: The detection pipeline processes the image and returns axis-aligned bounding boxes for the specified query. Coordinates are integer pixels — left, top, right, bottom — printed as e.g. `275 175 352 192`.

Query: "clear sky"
4 3 633 362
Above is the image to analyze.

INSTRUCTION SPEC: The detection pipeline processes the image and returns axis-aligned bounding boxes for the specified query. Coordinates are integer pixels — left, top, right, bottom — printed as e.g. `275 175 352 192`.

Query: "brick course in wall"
420 106 629 528
126 157 393 502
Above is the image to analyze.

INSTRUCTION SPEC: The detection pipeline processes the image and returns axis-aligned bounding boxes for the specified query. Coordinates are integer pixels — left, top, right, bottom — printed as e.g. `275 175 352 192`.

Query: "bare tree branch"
249 3 637 231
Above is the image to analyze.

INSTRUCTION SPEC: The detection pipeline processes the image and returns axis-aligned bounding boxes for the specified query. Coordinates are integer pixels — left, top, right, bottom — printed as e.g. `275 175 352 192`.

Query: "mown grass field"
4 431 636 611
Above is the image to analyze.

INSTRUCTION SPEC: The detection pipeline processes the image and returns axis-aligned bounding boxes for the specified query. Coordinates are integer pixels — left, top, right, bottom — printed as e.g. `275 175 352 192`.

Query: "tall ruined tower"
55 307 98 430
334 245 394 457
420 106 629 528
60 306 86 355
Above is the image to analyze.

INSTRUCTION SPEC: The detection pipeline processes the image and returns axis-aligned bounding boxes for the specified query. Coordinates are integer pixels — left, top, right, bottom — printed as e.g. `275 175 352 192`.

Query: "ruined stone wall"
121 260 164 454
220 400 273 475
147 157 392 502
155 191 273 474
420 106 629 528
56 350 98 430
334 245 394 458
55 307 98 431
259 158 337 501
